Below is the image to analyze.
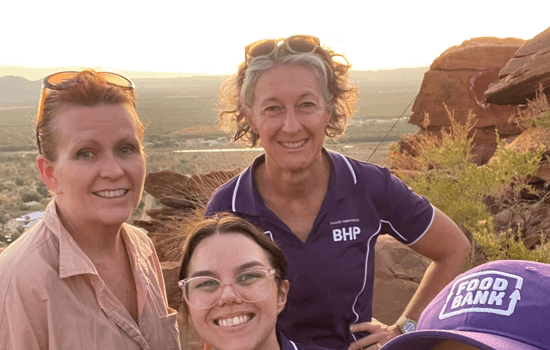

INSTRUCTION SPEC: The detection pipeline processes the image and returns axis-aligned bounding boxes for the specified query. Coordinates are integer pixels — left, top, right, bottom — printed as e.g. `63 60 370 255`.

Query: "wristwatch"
395 316 417 334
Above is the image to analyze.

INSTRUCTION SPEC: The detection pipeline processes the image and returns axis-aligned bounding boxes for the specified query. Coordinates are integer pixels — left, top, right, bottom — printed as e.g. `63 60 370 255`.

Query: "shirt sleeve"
0 275 49 350
377 169 434 245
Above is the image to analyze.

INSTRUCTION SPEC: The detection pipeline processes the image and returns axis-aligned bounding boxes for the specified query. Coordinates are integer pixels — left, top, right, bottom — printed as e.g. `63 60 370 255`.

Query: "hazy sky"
2 0 549 78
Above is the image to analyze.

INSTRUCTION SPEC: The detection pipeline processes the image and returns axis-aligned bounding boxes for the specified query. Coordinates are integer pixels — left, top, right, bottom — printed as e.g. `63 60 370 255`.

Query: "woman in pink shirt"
0 70 180 350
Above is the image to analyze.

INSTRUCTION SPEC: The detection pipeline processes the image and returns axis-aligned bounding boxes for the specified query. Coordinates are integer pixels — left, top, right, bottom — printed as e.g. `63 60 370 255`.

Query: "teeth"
281 140 306 149
217 315 250 327
94 190 127 198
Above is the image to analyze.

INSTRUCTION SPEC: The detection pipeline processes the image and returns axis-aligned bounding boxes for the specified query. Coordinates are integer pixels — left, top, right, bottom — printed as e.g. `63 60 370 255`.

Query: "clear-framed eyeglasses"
178 268 277 309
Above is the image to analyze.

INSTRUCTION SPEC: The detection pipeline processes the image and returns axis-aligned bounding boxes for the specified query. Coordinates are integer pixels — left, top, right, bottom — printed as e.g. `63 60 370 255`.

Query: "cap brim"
381 330 542 350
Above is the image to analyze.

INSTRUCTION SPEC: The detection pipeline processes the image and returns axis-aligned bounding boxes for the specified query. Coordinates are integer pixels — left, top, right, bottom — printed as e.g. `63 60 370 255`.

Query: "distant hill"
0 67 427 107
0 67 427 150
0 76 41 105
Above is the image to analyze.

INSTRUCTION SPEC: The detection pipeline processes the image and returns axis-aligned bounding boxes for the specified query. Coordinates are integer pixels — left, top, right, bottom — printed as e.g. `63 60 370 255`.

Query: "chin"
95 209 135 227
209 340 259 350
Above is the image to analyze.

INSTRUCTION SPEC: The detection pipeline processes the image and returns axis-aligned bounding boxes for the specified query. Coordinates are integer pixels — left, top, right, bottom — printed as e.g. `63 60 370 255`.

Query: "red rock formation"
409 37 524 164
373 235 429 324
486 27 550 105
505 127 550 182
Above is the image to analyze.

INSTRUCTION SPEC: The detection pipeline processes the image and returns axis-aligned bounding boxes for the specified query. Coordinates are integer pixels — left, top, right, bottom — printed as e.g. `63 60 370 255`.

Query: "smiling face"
250 64 329 173
37 103 146 230
186 233 288 350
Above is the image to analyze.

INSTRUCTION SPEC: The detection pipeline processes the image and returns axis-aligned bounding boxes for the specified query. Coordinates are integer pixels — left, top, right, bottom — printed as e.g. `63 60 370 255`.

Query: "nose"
99 154 125 179
281 108 300 133
217 283 243 306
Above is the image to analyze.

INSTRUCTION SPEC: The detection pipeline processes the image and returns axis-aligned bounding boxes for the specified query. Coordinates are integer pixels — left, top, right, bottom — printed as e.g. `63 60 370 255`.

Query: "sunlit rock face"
486 26 550 105
408 37 524 164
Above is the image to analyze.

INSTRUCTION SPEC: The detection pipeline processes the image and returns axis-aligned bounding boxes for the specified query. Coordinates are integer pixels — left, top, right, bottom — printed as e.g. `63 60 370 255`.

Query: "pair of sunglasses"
37 71 134 121
36 71 134 154
245 35 321 62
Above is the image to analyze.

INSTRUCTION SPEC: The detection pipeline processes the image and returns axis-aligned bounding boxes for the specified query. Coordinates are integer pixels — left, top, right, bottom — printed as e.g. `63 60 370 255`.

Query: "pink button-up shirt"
0 201 180 350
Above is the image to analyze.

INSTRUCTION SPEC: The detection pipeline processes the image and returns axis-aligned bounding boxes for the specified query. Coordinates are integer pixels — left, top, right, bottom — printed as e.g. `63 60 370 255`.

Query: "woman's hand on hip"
348 317 400 350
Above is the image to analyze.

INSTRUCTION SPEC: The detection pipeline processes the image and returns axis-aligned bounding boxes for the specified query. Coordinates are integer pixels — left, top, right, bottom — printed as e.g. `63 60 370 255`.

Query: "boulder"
430 37 524 71
372 235 430 324
506 126 550 155
486 27 550 105
505 127 550 182
489 186 550 250
409 37 524 164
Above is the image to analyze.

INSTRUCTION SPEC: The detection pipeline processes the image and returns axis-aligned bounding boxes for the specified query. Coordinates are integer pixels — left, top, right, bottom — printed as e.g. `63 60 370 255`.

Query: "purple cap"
381 260 550 350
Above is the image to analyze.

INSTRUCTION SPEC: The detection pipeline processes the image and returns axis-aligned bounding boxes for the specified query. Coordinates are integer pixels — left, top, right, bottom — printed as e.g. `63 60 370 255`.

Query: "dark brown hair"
178 213 288 318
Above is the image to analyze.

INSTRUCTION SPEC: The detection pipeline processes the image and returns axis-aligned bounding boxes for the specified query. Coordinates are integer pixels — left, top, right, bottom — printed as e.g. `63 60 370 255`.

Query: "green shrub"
21 191 42 203
386 106 549 263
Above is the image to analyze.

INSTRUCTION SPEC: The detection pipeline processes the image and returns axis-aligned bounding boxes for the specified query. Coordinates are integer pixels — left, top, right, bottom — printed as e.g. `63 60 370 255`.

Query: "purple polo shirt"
206 149 434 350
279 331 333 350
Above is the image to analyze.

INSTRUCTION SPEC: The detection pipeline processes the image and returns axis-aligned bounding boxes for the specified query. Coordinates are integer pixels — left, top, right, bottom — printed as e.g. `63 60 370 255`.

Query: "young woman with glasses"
206 35 472 350
178 213 332 350
0 70 180 349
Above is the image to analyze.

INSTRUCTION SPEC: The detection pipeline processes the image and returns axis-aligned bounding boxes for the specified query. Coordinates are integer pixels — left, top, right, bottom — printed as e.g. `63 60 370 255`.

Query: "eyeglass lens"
247 40 278 58
45 72 133 89
184 270 273 309
46 72 78 86
286 36 319 53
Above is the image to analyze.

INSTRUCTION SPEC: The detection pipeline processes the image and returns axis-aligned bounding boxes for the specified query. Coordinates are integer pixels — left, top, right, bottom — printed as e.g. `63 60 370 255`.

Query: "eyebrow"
260 92 318 105
189 260 266 278
235 261 266 273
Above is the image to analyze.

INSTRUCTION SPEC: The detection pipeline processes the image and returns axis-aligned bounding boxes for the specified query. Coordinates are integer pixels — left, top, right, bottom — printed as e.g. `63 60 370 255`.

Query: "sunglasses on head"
244 35 321 62
37 71 134 121
36 71 134 154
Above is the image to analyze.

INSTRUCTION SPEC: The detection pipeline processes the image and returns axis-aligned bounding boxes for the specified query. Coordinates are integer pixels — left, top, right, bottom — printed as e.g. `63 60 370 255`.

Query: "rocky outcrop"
505 127 550 182
373 235 429 324
134 168 240 262
409 37 524 164
486 27 550 105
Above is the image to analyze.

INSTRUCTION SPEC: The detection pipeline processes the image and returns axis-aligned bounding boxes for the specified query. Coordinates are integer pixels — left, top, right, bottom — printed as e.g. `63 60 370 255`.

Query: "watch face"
403 321 416 333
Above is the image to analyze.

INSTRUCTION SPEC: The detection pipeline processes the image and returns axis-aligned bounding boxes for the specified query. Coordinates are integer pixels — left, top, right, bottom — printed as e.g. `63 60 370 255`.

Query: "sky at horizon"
2 0 549 80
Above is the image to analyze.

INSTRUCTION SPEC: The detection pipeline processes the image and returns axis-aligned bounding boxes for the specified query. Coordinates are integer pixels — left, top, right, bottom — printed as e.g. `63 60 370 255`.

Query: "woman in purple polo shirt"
206 35 471 350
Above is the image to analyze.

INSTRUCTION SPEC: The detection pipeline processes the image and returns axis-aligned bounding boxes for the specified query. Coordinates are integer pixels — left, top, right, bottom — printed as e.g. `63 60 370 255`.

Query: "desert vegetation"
387 91 550 263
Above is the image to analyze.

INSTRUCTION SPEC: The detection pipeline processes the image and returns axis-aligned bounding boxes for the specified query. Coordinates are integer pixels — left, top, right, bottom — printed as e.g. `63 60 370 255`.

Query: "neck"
258 151 331 199
55 202 125 257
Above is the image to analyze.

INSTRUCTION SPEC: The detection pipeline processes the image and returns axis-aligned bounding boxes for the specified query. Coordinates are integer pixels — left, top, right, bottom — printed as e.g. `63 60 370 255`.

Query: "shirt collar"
42 200 97 279
231 148 357 215
41 200 153 279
